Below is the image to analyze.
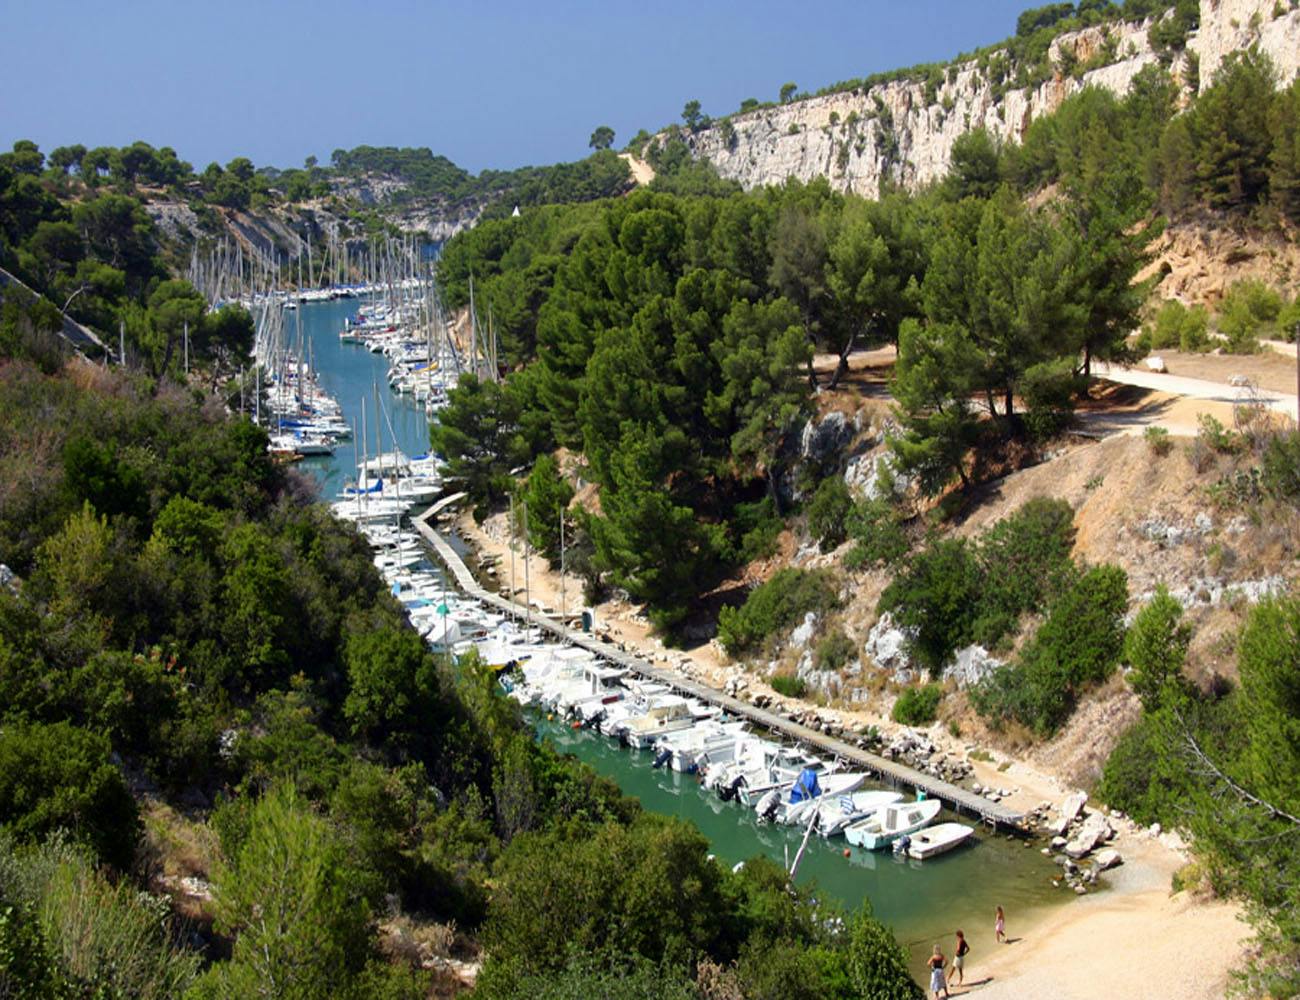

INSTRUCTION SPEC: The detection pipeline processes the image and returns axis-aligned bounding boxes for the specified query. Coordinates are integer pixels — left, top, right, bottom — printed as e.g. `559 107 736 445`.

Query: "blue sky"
2 1 1040 174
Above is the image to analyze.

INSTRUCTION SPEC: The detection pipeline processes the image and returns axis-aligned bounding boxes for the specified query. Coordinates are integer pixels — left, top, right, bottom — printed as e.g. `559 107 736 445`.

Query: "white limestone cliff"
678 0 1300 196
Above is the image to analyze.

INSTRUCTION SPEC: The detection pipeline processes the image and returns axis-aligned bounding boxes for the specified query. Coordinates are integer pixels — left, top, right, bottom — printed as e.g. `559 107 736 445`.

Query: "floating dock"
415 496 1027 830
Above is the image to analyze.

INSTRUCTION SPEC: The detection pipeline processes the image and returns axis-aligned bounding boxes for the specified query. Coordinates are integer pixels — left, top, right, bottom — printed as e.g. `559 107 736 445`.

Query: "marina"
280 294 1064 974
414 497 1027 830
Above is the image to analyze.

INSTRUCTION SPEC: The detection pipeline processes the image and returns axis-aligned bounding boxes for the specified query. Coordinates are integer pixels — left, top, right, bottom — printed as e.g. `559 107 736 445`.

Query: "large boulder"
801 410 853 466
789 611 818 651
944 645 1002 688
865 613 915 681
1060 792 1088 826
1065 811 1114 858
843 450 910 501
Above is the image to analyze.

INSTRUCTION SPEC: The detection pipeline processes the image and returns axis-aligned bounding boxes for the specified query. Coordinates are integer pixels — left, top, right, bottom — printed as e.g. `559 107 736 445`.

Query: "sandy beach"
450 506 1249 998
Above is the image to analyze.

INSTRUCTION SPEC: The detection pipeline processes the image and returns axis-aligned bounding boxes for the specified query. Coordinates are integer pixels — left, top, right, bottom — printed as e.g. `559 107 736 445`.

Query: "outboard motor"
757 789 781 823
651 747 673 769
582 710 604 731
893 834 912 855
719 775 746 803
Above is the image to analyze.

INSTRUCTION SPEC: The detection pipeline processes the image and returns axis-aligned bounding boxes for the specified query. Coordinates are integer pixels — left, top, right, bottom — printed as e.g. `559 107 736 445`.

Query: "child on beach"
995 904 1006 943
928 944 950 999
950 929 969 986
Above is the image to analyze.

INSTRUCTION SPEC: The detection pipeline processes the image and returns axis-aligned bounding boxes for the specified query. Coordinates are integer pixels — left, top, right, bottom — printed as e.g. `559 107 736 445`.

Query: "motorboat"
905 822 976 860
843 798 942 850
763 770 869 826
810 789 905 838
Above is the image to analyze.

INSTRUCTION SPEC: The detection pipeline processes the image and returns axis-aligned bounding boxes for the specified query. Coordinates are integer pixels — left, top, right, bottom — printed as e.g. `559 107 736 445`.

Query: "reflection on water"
538 716 1067 974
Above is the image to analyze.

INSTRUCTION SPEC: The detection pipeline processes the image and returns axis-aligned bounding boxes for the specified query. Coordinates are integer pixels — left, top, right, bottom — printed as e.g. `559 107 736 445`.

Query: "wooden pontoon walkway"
415 496 1026 830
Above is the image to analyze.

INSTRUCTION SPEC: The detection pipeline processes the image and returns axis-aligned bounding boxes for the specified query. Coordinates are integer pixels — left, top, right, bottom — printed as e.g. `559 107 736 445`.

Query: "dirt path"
619 153 656 187
1094 361 1296 421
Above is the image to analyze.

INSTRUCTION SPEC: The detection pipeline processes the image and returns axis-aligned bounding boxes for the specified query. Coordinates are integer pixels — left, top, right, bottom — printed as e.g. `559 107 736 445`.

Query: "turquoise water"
299 295 1068 975
285 298 433 497
535 716 1064 974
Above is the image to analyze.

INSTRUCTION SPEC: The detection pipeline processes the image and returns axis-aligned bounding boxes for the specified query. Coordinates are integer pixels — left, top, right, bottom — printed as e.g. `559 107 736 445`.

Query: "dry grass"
140 799 220 881
379 915 474 965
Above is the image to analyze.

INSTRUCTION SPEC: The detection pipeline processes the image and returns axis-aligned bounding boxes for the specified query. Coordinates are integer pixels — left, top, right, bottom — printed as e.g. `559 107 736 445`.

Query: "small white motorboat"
844 798 942 850
905 822 976 860
768 771 869 825
811 790 905 837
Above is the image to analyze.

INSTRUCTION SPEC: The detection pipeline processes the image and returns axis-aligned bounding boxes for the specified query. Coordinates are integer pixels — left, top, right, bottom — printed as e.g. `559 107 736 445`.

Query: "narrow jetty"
415 497 1027 831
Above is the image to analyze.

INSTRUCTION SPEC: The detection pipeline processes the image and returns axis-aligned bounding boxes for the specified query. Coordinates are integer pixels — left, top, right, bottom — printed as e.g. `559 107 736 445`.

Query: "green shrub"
1021 358 1083 440
1097 713 1179 824
843 497 910 569
516 454 575 562
1216 279 1285 354
975 498 1076 640
879 499 1076 674
731 497 783 563
814 629 856 671
717 569 838 653
877 538 982 675
1142 300 1211 352
770 673 808 698
1278 298 1300 342
1196 413 1243 454
891 684 943 725
1144 425 1173 456
972 564 1129 735
476 949 700 1000
807 476 853 552
1261 430 1300 503
0 834 201 998
0 900 71 1000
1124 585 1193 710
0 723 139 871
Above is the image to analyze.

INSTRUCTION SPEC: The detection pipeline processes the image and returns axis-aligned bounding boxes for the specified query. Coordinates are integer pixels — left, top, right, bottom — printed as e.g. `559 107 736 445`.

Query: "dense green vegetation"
327 145 633 215
0 155 922 996
717 569 839 654
972 564 1129 734
0 142 255 380
879 499 1078 674
430 57 1300 636
1100 595 1300 996
429 54 1300 643
891 684 943 725
0 343 922 996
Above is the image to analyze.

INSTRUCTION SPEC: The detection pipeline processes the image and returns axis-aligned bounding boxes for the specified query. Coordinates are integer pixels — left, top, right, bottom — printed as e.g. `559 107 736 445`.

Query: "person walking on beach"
928 944 950 999
995 904 1006 943
950 929 969 986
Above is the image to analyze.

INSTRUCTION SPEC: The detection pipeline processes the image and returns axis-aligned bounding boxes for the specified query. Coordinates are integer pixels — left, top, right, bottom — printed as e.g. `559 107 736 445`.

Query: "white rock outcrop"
678 1 1300 198
864 612 915 680
944 645 1002 689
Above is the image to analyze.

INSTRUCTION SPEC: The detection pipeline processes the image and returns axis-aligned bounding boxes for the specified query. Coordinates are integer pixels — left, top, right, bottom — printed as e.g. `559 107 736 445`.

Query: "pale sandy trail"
1094 361 1298 422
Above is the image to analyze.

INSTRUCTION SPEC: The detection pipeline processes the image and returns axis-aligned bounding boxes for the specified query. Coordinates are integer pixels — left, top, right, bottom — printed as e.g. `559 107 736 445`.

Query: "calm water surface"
288 298 433 496
536 716 1066 975
299 297 1071 977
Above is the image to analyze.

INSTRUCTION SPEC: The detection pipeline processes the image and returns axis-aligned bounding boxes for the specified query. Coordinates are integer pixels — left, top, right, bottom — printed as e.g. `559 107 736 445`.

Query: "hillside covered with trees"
0 131 924 999
430 41 1300 992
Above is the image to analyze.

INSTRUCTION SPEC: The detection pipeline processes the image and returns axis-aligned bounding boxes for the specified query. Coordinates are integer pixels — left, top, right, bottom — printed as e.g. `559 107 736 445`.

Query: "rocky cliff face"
682 0 1300 196
328 174 487 241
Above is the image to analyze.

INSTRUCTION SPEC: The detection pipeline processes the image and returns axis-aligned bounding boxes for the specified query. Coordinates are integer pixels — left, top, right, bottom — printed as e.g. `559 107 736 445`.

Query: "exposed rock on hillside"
680 0 1300 197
